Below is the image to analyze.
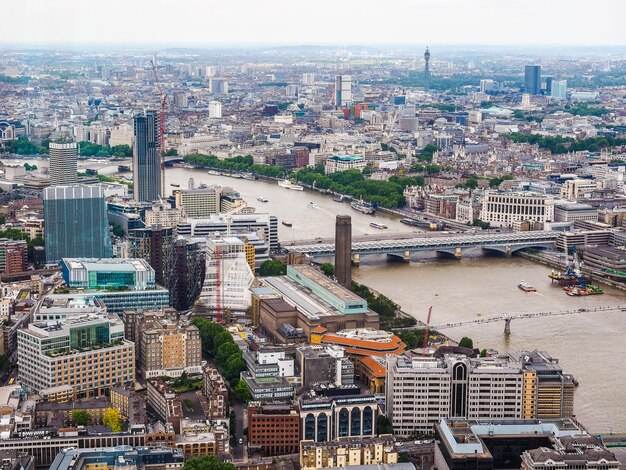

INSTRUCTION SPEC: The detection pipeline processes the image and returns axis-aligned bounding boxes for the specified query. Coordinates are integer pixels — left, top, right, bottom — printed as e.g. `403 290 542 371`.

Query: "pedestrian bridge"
289 231 558 262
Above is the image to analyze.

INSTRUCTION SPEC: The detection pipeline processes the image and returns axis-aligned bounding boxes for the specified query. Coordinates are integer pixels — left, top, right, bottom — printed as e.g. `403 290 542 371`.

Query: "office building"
479 79 494 93
48 142 77 185
310 327 406 357
127 225 175 287
17 300 134 398
170 238 206 310
247 403 301 456
300 435 398 470
434 418 613 470
335 75 352 107
385 353 538 435
240 372 295 401
198 237 254 316
335 215 352 288
144 203 184 228
244 348 295 379
175 419 229 459
178 213 279 249
174 186 224 218
551 79 568 100
299 385 378 442
518 350 575 419
479 191 555 229
61 258 155 290
43 185 113 263
525 65 541 95
208 101 222 118
133 110 161 202
260 265 379 341
49 446 184 470
302 73 315 85
554 203 597 223
296 345 354 389
325 155 366 174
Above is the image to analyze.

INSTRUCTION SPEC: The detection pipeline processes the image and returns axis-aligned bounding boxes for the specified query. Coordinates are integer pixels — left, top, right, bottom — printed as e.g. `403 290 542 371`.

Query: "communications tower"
424 46 431 90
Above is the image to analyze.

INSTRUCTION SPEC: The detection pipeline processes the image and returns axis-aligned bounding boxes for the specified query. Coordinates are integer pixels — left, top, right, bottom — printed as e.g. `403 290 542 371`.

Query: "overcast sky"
1 0 625 48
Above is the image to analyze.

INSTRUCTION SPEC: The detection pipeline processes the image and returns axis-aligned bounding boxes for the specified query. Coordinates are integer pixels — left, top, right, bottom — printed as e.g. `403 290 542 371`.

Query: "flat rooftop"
288 265 364 304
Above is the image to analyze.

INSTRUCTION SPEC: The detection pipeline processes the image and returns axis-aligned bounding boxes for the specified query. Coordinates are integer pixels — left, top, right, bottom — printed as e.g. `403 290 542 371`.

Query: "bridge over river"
290 231 558 262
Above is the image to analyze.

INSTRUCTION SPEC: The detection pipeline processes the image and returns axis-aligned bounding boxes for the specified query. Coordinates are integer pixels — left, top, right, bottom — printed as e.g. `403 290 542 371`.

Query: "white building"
551 79 567 100
144 203 184 228
109 123 134 148
199 237 253 315
208 101 222 119
324 155 366 174
385 354 532 435
479 191 555 228
560 179 601 200
49 142 77 186
302 73 315 85
479 79 494 93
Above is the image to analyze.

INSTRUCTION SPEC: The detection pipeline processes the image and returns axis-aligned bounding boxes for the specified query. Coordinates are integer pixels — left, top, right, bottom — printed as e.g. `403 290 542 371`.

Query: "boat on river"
278 180 304 191
518 280 536 292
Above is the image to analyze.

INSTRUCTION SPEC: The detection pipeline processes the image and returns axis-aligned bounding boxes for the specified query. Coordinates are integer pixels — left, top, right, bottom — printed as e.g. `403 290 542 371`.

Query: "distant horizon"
1 0 625 50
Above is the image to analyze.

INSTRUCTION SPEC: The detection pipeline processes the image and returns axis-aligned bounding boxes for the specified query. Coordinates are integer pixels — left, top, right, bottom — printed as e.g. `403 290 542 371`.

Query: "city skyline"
1 0 626 48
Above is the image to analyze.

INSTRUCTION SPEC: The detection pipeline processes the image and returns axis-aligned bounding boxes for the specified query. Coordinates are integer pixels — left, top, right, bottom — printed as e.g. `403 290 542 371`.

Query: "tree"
183 456 237 470
72 409 92 426
0 354 9 373
216 342 240 365
234 380 252 403
165 148 178 156
320 263 335 277
103 407 122 432
459 337 474 349
480 349 488 357
258 259 287 276
0 215 5 225
110 223 125 238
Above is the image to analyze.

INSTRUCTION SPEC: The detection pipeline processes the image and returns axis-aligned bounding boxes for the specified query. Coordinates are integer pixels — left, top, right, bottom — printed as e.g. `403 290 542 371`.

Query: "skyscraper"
334 75 352 108
524 65 541 95
133 110 161 202
49 142 77 185
43 185 113 263
551 79 568 100
335 215 352 288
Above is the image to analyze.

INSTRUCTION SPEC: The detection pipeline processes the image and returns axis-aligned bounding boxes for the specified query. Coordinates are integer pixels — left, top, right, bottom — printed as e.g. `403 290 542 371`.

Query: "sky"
1 0 625 48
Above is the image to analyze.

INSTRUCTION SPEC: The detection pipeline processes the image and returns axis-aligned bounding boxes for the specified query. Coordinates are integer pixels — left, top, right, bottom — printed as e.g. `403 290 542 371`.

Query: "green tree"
376 415 394 435
480 349 488 357
320 263 335 277
110 223 125 238
459 337 474 349
103 407 122 432
258 259 287 276
234 380 252 403
165 148 178 156
0 354 9 373
72 409 92 426
183 456 237 470
111 144 132 157
216 342 240 365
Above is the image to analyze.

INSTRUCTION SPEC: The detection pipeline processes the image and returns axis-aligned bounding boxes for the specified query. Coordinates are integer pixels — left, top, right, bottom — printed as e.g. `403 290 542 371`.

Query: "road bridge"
289 231 558 262
428 304 626 335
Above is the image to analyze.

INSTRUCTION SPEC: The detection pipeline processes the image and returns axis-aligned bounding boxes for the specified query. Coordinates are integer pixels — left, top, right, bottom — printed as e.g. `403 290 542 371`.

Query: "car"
238 438 243 445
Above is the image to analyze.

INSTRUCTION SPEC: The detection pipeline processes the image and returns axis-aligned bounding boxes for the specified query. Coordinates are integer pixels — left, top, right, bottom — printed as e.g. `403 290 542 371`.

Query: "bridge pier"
455 247 462 259
504 318 512 335
352 253 360 266
403 250 410 263
505 245 512 257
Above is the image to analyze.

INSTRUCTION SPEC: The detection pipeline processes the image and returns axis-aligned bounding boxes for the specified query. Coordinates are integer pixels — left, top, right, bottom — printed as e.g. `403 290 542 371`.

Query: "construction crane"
422 306 432 349
150 58 167 198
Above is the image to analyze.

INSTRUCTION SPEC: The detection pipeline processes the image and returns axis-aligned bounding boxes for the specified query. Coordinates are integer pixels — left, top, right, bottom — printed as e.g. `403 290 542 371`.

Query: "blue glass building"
133 110 162 202
43 185 112 263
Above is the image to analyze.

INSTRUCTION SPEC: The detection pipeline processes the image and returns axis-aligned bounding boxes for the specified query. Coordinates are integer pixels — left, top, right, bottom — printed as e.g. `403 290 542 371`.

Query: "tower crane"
151 59 167 198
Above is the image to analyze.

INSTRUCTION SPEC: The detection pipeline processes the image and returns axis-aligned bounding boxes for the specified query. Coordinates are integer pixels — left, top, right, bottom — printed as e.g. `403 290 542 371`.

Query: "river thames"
33 159 626 432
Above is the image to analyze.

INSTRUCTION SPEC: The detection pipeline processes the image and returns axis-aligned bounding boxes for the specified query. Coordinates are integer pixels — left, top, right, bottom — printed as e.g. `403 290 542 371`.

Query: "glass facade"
304 414 315 440
69 322 110 349
317 413 328 442
338 408 349 437
90 271 136 289
133 111 161 202
44 186 113 263
350 408 361 436
363 406 373 435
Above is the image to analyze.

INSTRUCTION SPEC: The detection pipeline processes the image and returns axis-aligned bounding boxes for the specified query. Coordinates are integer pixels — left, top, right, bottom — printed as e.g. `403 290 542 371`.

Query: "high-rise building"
198 237 254 316
479 79 494 93
133 110 161 202
174 186 221 218
335 215 352 288
127 225 175 287
302 73 315 85
208 78 228 94
49 142 77 185
18 297 134 398
208 101 222 118
170 238 206 311
525 65 541 95
385 353 545 435
44 185 112 263
335 75 352 108
551 79 568 100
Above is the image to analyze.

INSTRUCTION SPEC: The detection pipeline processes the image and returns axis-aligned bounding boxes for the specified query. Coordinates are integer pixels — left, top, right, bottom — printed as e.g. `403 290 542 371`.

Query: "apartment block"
300 435 398 470
247 403 300 456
